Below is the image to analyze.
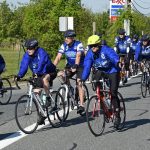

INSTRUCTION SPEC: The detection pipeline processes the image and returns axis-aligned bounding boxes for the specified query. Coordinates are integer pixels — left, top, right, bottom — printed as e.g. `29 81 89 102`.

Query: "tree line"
0 0 150 57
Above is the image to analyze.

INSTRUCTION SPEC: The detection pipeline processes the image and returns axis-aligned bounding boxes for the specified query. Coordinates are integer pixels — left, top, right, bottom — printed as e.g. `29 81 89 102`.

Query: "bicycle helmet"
141 34 149 41
101 40 107 45
133 34 139 40
64 30 76 37
24 38 38 49
118 28 125 35
87 35 101 46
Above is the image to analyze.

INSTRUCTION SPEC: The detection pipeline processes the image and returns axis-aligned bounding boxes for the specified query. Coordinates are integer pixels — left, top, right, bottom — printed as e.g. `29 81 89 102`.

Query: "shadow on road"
120 81 141 88
120 119 150 132
124 96 141 102
0 132 21 141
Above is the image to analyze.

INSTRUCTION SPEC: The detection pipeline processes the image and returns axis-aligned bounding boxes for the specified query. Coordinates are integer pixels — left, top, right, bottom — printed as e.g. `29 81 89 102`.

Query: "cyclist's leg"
76 67 85 113
107 72 121 127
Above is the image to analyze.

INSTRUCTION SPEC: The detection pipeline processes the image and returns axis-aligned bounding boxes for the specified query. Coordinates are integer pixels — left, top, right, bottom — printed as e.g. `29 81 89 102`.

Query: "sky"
4 0 150 15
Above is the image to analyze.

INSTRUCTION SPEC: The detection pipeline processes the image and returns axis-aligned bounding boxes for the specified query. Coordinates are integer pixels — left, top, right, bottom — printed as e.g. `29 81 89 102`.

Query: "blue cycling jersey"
58 40 85 67
130 40 139 54
115 36 131 54
135 43 150 61
81 45 120 81
0 54 5 73
18 47 56 78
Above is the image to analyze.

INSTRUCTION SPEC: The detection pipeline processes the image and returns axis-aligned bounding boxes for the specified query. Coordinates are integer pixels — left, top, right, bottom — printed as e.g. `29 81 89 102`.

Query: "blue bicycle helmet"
24 38 38 49
64 30 76 37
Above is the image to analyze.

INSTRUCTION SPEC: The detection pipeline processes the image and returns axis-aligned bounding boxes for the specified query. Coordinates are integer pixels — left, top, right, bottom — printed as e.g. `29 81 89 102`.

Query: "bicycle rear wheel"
116 92 126 130
46 91 65 128
0 78 12 105
141 73 147 98
86 95 105 136
15 95 39 134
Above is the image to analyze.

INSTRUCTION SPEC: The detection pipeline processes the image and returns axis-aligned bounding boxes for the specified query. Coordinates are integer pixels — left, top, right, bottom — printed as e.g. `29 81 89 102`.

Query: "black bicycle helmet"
101 40 107 45
118 28 125 35
24 38 38 49
133 34 139 40
141 34 149 41
64 30 76 37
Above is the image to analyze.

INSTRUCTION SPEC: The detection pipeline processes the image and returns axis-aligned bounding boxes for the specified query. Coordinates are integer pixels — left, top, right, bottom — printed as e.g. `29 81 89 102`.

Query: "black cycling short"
65 65 83 79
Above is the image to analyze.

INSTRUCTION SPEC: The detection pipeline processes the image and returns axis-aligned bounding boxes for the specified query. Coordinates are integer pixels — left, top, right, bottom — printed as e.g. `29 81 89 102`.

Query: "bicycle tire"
15 78 21 89
141 73 147 98
46 91 65 128
0 78 12 105
116 92 126 130
15 95 39 134
86 95 105 136
57 86 70 121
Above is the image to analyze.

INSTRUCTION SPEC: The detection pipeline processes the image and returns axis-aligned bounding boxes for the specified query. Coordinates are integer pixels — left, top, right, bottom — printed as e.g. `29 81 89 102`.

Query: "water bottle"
104 98 111 109
40 91 46 105
70 86 74 95
42 92 47 105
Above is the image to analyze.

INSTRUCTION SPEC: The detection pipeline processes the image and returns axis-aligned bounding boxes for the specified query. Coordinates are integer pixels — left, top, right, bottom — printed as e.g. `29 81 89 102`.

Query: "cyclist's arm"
81 50 93 81
53 53 62 66
53 44 64 66
75 42 84 65
105 46 120 67
18 53 30 78
135 44 141 62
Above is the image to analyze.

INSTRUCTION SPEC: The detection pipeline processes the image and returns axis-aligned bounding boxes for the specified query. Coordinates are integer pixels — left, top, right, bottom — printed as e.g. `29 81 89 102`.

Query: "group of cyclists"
0 28 150 128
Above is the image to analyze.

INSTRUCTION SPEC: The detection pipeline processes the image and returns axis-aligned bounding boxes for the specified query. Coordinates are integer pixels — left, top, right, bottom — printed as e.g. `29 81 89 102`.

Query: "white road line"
0 108 66 150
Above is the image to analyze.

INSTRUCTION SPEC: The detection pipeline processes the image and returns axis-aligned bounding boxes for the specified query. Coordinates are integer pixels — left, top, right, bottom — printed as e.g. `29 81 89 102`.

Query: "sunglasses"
89 44 99 49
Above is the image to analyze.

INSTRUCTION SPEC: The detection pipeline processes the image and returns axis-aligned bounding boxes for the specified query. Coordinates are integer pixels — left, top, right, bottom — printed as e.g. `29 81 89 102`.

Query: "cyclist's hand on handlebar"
71 64 78 72
32 73 38 78
14 75 20 81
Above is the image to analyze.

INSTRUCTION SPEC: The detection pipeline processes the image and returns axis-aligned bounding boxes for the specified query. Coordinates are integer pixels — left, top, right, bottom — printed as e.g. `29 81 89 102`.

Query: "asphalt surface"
0 74 150 150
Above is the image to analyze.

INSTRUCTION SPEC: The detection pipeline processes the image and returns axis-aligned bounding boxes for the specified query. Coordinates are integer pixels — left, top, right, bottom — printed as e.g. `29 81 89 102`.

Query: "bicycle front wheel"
0 78 12 105
86 95 105 136
46 91 65 128
57 86 70 121
141 73 147 98
15 95 39 134
116 92 126 130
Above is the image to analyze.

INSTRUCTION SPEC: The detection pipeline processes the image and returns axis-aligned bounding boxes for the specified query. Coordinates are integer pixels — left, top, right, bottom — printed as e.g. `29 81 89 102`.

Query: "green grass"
0 47 65 78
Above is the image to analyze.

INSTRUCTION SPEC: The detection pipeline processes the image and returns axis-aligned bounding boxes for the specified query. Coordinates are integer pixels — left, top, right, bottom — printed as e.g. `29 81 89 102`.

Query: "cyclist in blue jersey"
0 54 5 74
0 54 6 89
81 35 121 128
114 28 131 83
54 30 85 114
135 34 150 71
15 38 57 125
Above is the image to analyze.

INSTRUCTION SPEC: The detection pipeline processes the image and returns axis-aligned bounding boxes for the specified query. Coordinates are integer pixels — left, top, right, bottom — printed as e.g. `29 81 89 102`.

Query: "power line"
131 1 150 16
133 0 150 9
138 0 150 4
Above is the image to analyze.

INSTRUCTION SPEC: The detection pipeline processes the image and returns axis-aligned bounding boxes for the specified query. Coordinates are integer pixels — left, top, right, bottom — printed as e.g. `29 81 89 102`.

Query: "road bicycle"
0 74 12 105
141 60 150 98
15 77 65 134
86 78 126 136
57 68 89 121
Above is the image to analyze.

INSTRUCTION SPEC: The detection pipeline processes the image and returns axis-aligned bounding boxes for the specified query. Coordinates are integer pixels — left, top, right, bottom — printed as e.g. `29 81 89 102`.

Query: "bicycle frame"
94 80 113 120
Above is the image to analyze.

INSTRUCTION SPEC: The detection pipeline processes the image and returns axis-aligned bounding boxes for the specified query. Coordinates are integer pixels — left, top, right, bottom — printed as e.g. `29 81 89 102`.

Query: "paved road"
0 74 150 150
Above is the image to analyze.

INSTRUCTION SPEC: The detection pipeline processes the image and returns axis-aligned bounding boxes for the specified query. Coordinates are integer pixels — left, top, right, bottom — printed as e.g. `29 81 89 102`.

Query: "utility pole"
124 0 131 35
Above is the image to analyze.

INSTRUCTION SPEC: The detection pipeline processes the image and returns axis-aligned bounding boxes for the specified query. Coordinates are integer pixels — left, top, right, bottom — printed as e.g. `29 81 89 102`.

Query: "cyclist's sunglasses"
27 47 34 50
89 44 99 49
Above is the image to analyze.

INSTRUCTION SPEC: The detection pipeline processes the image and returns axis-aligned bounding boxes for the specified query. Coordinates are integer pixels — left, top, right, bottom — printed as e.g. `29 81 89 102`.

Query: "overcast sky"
5 0 150 15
